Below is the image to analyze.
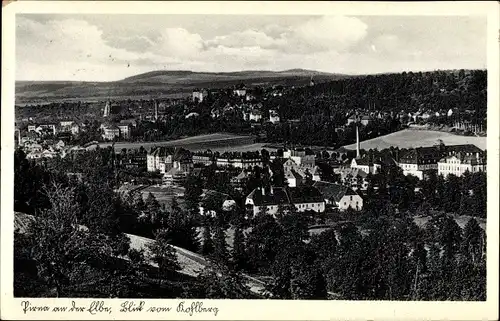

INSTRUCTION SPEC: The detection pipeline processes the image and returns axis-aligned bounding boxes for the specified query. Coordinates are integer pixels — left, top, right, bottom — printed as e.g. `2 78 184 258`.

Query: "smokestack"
154 100 158 121
356 123 360 159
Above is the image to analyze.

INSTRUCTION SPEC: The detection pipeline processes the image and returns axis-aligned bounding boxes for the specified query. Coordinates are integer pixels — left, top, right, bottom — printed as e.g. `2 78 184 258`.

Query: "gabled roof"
247 187 290 207
286 169 303 180
233 170 249 181
313 181 359 203
247 186 324 207
338 168 368 180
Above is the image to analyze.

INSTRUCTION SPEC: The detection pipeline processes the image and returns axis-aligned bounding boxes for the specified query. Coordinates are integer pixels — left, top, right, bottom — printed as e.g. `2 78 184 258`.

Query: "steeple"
103 100 110 117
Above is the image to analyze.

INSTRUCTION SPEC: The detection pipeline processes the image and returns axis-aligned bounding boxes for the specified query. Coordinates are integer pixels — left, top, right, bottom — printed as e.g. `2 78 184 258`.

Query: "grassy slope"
16 69 345 103
343 129 487 151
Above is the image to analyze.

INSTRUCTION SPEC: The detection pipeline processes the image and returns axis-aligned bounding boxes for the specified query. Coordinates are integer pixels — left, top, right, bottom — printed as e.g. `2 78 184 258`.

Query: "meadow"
343 129 487 151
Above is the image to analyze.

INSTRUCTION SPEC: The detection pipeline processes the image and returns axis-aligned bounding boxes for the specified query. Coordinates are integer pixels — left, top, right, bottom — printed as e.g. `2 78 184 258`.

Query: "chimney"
154 100 158 121
261 187 265 196
356 123 360 159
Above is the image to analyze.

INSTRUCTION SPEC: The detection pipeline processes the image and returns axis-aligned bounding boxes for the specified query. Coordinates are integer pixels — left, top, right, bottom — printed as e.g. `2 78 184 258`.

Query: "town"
14 68 487 301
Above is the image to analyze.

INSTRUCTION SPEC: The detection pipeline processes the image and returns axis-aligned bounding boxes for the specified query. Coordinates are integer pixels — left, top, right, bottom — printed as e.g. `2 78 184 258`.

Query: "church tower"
103 100 111 117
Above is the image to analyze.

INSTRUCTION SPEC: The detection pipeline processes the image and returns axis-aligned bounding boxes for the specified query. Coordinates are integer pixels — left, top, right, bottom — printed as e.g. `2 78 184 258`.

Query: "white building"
313 181 363 211
192 90 207 103
117 124 131 139
438 153 486 178
283 148 315 170
269 109 280 123
245 186 325 216
285 170 303 187
350 157 381 175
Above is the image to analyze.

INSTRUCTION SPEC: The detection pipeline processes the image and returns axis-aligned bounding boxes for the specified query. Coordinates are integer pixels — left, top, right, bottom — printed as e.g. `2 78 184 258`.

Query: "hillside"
15 69 345 104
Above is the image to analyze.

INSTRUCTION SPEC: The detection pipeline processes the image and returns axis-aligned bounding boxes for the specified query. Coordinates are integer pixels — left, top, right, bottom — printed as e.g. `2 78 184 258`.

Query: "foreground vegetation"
14 147 486 300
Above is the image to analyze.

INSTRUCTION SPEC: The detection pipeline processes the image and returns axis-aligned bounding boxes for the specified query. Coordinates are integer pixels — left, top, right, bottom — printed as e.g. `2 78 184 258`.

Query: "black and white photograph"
1 1 499 320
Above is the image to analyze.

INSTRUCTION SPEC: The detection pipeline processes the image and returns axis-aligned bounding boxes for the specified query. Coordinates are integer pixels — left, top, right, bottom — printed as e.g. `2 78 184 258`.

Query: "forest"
14 147 486 300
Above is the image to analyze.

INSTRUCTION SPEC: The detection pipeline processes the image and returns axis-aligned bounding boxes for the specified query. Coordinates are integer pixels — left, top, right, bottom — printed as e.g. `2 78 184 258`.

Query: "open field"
89 133 257 152
343 129 487 151
16 69 344 103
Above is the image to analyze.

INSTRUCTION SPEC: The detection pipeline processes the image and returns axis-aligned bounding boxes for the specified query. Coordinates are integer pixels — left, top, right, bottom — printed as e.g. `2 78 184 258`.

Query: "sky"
15 14 487 81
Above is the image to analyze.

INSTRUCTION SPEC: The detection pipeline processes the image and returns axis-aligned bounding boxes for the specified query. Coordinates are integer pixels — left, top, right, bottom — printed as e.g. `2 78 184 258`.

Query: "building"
117 123 131 139
147 147 174 172
192 89 207 103
398 143 484 180
192 152 215 166
350 157 381 175
216 152 262 169
360 115 372 126
28 123 57 136
71 123 80 135
269 109 280 123
438 153 486 178
147 147 192 173
199 191 237 216
336 167 369 190
245 186 325 216
59 120 74 131
162 152 193 186
283 148 315 170
245 109 262 122
230 170 250 190
233 84 247 97
285 169 304 187
313 181 363 211
347 115 357 125
102 124 120 140
103 101 111 117
311 166 322 182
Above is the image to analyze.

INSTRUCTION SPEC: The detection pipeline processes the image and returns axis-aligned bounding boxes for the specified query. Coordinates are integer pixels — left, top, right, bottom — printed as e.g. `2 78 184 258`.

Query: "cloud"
288 16 368 53
15 15 486 81
155 28 204 58
203 16 368 54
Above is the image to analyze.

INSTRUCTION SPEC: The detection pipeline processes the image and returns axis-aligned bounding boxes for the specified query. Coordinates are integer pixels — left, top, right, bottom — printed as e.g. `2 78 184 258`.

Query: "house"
398 143 484 179
71 123 80 135
269 109 280 123
192 152 215 166
192 89 207 103
283 148 315 170
233 84 247 97
438 153 486 178
346 115 357 125
102 124 120 141
246 109 262 122
311 166 322 182
313 181 363 211
147 146 175 172
216 152 262 169
59 120 74 132
231 170 250 190
29 123 57 136
162 150 193 185
350 157 381 174
285 169 304 187
245 186 325 216
360 115 372 126
336 167 369 190
117 123 131 139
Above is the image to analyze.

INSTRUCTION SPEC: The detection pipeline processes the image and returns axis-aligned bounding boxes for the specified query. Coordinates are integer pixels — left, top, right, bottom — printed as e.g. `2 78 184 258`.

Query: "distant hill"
15 69 346 104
